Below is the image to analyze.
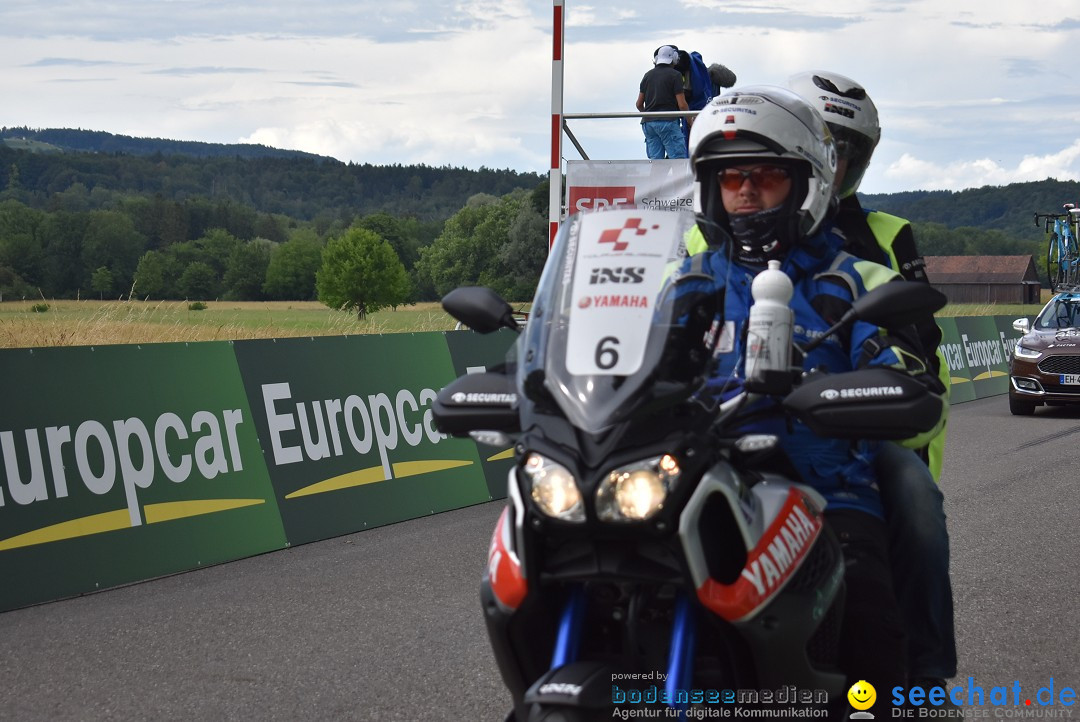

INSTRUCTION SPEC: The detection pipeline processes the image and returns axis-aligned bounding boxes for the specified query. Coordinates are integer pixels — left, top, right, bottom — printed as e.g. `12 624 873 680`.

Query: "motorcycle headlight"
1014 342 1041 359
522 453 585 522
595 454 681 522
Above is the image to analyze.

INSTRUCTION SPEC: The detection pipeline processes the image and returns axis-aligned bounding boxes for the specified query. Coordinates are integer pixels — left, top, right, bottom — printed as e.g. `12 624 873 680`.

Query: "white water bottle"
744 259 794 379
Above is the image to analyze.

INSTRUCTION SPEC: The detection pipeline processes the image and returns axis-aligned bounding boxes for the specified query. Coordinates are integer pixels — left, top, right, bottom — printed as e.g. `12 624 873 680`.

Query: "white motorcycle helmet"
689 85 837 265
788 70 880 198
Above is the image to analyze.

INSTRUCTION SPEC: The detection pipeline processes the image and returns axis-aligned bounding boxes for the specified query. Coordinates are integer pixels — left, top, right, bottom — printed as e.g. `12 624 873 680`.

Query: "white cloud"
5 0 1080 190
884 140 1080 191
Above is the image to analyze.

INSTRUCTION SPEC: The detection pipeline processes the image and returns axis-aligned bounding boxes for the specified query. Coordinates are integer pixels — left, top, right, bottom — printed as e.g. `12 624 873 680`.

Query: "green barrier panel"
444 329 518 500
936 318 976 404
232 334 493 546
953 316 1010 399
0 343 286 612
0 317 1027 612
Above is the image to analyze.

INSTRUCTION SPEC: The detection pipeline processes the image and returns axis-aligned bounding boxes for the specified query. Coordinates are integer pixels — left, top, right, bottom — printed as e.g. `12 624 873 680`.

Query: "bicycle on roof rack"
1035 204 1080 292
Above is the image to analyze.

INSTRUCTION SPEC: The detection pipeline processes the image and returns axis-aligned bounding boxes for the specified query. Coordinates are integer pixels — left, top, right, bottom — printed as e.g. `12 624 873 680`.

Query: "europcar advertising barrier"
938 315 1017 403
0 318 1023 612
0 342 288 612
232 333 511 547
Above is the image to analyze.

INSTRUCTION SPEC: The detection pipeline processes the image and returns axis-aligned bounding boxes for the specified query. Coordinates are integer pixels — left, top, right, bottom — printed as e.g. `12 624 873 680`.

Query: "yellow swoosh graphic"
286 465 387 498
144 499 264 523
0 509 132 552
0 499 265 552
972 370 1008 381
392 459 473 478
286 459 475 500
950 376 972 385
487 448 515 461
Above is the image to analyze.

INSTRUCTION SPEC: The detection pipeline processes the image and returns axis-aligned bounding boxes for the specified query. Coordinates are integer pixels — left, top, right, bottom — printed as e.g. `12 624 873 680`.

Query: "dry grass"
0 295 1041 349
0 300 461 349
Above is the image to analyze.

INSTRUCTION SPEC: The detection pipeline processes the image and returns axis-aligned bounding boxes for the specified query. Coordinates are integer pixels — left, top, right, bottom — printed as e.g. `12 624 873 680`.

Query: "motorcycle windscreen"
517 208 706 434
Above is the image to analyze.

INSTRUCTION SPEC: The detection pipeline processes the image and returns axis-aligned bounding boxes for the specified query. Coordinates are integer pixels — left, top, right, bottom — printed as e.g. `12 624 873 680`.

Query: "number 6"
595 336 620 370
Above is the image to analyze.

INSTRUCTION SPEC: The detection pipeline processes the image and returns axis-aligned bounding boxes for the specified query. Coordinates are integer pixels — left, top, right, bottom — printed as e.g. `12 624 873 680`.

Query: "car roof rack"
1053 285 1080 296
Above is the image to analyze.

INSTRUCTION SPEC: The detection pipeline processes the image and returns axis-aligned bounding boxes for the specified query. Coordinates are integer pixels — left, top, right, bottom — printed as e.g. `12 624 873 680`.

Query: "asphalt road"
1 395 1078 721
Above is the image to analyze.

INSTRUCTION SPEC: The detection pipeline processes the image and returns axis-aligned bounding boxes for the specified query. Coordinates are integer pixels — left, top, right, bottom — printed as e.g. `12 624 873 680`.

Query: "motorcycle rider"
786 70 957 691
671 85 948 700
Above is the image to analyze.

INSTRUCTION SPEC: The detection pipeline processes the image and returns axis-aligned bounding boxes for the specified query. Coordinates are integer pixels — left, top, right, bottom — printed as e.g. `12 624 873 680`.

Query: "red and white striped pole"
549 0 565 248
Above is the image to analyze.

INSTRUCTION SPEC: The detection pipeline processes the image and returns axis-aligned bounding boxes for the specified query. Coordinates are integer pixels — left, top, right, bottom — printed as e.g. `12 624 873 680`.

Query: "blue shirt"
673 229 910 518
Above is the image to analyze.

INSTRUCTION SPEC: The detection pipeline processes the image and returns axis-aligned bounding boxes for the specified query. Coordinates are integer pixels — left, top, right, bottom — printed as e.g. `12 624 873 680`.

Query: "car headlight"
1014 342 1041 359
522 453 585 522
595 454 681 522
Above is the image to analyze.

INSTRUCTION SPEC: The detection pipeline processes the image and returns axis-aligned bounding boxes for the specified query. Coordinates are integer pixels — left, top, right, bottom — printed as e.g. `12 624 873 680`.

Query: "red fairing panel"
486 506 528 610
697 487 824 621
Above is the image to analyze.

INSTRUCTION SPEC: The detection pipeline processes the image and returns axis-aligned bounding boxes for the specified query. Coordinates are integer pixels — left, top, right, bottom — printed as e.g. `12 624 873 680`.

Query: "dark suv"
1009 292 1080 415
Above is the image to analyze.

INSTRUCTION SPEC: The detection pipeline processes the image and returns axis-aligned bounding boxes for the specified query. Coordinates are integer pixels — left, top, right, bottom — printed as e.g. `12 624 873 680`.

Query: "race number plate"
566 211 678 376
1060 374 1080 384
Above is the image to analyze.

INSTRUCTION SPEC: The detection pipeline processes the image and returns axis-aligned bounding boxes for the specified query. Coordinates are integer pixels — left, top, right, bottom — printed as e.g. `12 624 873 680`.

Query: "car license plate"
1061 374 1080 384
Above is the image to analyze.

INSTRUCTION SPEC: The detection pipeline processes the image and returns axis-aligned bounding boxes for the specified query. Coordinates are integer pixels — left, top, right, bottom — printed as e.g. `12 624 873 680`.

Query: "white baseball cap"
655 45 679 66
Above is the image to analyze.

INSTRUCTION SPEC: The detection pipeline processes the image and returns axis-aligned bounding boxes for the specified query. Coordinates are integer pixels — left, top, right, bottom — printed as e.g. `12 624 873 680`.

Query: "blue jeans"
875 442 958 679
642 120 688 159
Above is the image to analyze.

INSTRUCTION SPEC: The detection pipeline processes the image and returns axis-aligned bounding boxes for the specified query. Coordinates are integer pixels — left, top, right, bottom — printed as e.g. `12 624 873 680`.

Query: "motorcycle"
433 208 945 720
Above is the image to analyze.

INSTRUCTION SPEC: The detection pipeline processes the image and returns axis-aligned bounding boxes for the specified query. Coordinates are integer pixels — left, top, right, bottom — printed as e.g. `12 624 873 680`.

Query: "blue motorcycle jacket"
672 227 946 518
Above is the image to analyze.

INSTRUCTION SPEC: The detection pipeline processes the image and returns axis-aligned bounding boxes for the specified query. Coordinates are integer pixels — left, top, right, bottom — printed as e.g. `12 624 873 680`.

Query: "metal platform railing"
561 111 700 160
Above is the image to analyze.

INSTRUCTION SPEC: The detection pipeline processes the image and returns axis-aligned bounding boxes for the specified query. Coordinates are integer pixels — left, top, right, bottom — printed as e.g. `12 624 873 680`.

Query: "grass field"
0 300 469 349
0 296 1045 350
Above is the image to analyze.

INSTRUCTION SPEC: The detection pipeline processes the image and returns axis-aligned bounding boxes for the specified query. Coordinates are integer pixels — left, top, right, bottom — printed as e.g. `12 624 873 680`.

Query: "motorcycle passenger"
787 70 957 691
671 86 948 700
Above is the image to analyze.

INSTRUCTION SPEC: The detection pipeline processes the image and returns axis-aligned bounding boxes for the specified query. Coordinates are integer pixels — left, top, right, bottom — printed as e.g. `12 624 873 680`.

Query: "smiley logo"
847 680 877 711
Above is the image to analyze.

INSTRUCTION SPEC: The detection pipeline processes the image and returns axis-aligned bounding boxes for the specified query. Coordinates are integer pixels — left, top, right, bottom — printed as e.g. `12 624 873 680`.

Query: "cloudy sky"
2 0 1079 194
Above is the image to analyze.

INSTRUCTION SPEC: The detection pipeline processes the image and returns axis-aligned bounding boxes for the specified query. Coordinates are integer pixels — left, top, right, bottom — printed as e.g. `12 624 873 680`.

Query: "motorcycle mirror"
849 281 948 328
442 286 519 334
803 281 947 353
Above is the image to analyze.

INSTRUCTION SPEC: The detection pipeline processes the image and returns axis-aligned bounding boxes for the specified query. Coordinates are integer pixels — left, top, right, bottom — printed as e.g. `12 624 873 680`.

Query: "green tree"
81 210 146 297
414 189 536 299
0 265 33 301
133 250 177 299
194 228 242 275
316 227 411 318
90 266 112 299
0 200 45 286
223 238 273 300
263 233 323 300
38 211 88 297
178 261 219 300
355 211 422 270
495 198 547 300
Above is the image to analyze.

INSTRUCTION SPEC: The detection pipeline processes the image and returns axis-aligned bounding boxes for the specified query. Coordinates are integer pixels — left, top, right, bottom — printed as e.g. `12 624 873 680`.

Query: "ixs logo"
823 102 855 119
819 386 903 401
589 267 646 285
569 185 636 214
578 295 649 309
